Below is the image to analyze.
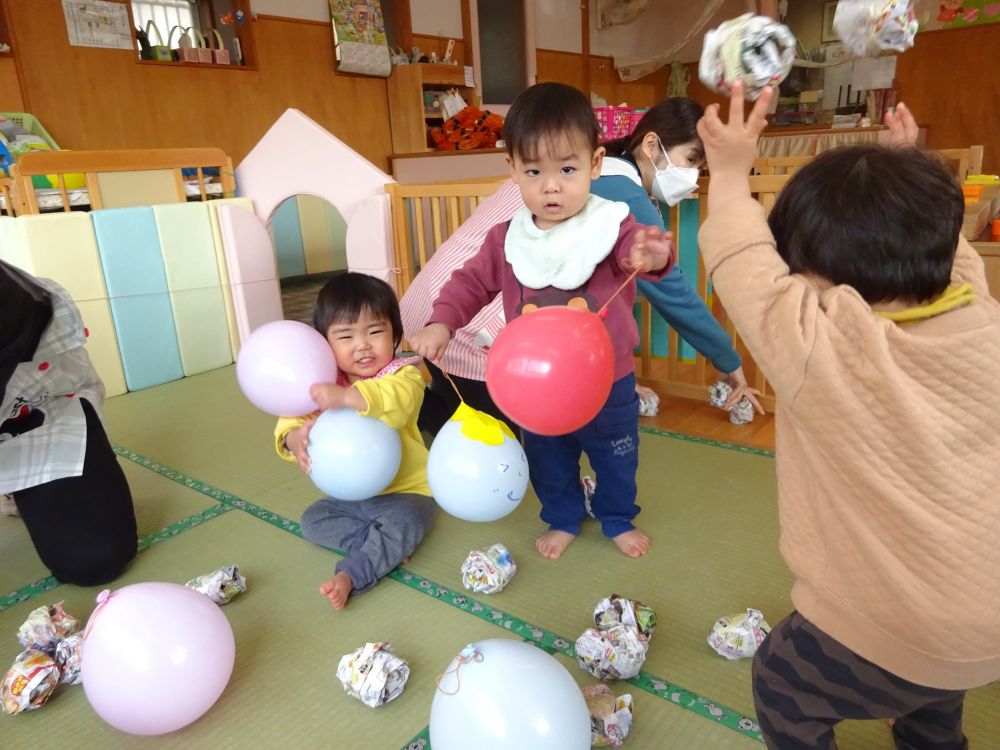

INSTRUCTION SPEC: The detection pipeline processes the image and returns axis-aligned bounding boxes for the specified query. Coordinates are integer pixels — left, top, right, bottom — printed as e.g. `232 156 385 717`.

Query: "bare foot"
402 556 411 564
319 571 353 610
535 530 576 559
612 529 651 558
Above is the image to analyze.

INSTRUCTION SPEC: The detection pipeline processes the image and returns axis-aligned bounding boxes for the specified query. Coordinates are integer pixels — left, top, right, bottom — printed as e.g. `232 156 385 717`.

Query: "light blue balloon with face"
307 409 402 501
427 404 528 522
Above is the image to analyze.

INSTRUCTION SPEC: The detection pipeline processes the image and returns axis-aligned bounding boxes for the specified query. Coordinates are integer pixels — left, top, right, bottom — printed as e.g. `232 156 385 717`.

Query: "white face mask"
649 142 700 206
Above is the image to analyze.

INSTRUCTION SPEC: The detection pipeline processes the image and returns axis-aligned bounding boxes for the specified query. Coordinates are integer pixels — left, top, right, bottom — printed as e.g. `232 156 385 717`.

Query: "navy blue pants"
522 374 640 538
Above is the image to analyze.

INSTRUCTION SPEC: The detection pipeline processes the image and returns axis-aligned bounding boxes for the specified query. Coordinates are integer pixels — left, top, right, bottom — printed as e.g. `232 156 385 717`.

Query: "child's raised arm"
696 82 773 210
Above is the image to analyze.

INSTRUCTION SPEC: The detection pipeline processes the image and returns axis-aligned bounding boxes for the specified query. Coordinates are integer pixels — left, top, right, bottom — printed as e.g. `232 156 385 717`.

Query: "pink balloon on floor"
236 320 337 416
81 582 236 736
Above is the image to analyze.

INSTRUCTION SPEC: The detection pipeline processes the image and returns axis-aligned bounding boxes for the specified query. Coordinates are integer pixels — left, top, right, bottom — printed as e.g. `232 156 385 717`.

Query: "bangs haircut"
502 82 600 163
313 272 403 348
768 145 964 304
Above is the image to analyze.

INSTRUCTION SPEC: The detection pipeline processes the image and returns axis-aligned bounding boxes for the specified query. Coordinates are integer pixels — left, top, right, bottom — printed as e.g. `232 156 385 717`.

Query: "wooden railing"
8 147 235 215
386 175 791 411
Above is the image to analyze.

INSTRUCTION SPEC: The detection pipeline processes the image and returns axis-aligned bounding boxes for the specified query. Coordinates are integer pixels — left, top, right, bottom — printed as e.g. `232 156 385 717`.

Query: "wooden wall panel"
5 2 393 169
536 49 668 109
0 57 23 111
896 26 1000 174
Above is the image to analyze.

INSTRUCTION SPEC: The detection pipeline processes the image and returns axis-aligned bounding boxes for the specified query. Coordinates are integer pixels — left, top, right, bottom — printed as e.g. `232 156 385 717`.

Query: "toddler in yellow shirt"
275 273 435 610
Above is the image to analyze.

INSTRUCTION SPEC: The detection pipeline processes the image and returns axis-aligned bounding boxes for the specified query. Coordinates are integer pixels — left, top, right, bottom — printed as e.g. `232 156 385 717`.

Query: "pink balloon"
236 320 337 416
81 582 236 736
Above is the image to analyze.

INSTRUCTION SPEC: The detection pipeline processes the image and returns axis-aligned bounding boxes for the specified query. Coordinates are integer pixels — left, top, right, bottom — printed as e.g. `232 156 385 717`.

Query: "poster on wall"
61 0 134 50
915 0 1000 30
329 0 392 77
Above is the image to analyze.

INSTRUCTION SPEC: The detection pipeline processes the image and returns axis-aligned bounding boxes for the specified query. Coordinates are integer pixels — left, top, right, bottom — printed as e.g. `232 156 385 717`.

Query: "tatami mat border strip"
0 503 231 612
639 426 775 458
113 444 765 744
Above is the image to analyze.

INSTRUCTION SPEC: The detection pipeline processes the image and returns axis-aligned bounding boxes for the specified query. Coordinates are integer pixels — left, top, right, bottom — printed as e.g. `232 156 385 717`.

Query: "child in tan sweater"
697 83 1000 749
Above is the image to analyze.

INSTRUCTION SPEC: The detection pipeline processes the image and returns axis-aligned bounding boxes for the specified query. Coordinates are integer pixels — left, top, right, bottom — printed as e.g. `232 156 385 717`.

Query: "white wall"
251 0 329 22
410 0 463 37
534 0 582 53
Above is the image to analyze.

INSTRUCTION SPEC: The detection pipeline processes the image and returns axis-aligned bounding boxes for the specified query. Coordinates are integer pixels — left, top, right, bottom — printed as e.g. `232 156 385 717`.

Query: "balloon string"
81 589 112 641
438 366 465 404
597 269 640 318
435 645 484 695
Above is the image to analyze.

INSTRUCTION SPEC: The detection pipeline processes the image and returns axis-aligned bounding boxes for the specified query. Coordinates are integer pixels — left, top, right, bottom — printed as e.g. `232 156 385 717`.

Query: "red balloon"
485 307 614 436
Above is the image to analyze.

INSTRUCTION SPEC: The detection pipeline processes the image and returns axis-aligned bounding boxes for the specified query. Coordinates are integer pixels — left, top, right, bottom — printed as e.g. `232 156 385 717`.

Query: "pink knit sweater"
699 198 1000 690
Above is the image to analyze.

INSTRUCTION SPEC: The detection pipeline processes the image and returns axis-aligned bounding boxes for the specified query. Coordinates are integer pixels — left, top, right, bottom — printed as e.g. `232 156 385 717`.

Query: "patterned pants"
753 611 968 750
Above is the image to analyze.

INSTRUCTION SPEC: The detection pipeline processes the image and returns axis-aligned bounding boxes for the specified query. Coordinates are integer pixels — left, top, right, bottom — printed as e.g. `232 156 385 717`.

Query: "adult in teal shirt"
593 97 758 408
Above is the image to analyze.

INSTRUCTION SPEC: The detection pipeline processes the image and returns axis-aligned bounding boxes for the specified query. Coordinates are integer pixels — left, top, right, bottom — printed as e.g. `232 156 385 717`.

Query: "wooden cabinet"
386 63 475 154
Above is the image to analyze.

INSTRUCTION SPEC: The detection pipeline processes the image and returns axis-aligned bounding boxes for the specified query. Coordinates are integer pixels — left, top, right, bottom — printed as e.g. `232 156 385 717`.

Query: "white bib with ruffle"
504 195 629 290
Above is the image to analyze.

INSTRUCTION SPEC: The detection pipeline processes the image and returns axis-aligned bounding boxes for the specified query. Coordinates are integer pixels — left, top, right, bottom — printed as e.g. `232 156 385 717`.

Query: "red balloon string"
597 269 640 318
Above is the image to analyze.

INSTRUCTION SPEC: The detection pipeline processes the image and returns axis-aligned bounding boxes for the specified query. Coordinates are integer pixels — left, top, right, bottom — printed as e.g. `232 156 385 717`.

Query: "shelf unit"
386 63 475 153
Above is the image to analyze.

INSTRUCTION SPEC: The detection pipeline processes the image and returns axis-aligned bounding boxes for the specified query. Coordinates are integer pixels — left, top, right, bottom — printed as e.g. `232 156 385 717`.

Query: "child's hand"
626 226 674 274
884 102 918 148
310 382 367 412
410 323 452 364
310 382 347 411
696 81 773 178
285 418 316 474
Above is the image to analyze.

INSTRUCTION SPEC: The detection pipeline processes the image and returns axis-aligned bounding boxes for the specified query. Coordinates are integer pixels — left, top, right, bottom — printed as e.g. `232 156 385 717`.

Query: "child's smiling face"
508 132 604 230
325 308 394 381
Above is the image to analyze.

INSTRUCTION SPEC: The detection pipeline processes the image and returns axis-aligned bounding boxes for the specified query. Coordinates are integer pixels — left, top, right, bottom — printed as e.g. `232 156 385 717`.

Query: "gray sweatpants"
300 493 436 596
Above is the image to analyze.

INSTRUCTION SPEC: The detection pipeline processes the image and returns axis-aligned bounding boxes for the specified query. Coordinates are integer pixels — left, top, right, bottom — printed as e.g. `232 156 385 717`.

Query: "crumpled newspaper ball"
576 624 649 681
833 0 918 58
707 608 771 660
584 683 634 747
461 543 517 594
336 642 409 708
709 381 755 425
699 13 796 100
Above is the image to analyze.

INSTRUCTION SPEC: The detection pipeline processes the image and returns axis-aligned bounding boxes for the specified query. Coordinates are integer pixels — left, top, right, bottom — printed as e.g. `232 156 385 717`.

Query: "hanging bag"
190 29 214 64
144 20 173 62
169 25 197 62
208 29 230 65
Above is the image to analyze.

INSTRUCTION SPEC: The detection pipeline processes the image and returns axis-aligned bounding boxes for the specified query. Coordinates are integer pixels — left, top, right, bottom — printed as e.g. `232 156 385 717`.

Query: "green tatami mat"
101 368 1000 749
0 510 751 750
1 459 224 600
103 367 294 502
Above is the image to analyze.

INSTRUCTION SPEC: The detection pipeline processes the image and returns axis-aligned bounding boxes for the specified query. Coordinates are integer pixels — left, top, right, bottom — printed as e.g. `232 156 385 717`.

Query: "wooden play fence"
386 175 793 412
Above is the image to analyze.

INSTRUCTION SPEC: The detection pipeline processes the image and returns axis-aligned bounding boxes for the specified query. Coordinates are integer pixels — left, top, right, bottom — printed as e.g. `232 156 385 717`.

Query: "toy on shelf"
429 107 504 151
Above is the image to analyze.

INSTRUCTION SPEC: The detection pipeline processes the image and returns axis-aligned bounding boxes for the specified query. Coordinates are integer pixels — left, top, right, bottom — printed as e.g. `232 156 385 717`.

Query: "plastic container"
594 106 632 140
0 112 60 176
628 109 647 135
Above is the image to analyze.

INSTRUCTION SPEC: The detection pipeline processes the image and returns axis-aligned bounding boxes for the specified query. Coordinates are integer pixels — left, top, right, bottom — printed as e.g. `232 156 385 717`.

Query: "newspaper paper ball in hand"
833 0 918 58
698 13 796 100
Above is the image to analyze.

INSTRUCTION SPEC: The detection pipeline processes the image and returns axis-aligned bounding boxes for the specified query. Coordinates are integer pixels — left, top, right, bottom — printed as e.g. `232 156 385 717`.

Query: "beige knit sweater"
699 198 1000 690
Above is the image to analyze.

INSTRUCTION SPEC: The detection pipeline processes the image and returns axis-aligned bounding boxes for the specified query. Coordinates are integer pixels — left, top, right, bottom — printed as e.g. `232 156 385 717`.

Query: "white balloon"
308 409 402 501
427 406 528 522
430 639 591 750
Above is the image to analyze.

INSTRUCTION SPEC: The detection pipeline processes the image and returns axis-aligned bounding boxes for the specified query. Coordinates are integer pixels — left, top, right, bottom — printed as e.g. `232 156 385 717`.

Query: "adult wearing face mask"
0 261 138 585
402 97 763 435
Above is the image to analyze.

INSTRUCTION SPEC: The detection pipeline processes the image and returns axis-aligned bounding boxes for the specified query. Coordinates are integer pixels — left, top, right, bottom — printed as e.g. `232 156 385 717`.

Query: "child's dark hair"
502 82 600 162
603 98 705 162
768 145 964 304
313 272 403 348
